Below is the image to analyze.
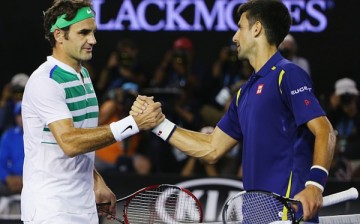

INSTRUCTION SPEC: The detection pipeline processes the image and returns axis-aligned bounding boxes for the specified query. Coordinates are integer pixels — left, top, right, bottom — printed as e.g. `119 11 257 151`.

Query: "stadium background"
1 0 359 98
0 0 359 222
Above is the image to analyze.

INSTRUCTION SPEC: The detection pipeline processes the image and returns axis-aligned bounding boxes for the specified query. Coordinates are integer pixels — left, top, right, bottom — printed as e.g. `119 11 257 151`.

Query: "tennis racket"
97 184 203 223
222 187 358 224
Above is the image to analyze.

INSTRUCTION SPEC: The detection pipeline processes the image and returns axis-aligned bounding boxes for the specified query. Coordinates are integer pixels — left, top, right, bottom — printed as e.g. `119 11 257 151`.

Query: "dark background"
0 1 359 223
1 0 359 102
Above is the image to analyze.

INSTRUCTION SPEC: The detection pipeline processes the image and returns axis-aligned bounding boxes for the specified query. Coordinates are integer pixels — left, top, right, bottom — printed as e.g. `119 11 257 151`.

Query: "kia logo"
177 178 244 222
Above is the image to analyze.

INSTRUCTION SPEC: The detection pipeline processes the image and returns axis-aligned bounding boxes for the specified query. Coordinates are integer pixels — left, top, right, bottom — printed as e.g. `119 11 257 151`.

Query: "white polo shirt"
21 56 99 221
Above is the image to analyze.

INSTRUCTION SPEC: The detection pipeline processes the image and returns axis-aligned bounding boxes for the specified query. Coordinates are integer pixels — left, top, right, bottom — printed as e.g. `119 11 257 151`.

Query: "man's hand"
94 175 116 220
130 95 164 130
293 185 323 221
130 95 154 116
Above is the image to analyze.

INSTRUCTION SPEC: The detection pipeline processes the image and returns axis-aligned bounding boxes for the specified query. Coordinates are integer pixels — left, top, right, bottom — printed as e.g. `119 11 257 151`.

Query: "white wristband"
152 119 176 141
305 165 329 193
305 181 324 192
110 115 139 142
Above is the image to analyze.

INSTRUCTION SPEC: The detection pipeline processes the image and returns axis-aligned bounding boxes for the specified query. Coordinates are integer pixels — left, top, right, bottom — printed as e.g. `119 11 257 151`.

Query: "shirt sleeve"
217 95 243 141
279 65 325 126
25 76 72 125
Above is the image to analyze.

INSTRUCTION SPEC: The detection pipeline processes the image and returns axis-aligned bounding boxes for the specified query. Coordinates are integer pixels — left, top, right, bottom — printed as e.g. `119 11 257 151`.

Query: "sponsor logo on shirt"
291 86 312 95
304 99 310 106
256 84 264 94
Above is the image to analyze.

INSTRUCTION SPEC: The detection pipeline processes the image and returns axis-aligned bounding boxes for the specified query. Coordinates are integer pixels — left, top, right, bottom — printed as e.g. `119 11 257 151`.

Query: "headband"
50 6 95 32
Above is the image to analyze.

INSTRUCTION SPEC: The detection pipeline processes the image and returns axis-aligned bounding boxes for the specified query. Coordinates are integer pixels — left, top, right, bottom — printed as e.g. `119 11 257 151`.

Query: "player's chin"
81 53 93 61
238 53 246 60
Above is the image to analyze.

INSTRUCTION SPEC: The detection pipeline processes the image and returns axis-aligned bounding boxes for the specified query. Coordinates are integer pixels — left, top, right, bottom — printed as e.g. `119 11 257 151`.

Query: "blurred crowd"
1 35 360 197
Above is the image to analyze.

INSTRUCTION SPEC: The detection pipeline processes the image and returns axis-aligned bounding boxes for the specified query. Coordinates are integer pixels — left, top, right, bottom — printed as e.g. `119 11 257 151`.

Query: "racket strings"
125 187 201 223
225 192 293 224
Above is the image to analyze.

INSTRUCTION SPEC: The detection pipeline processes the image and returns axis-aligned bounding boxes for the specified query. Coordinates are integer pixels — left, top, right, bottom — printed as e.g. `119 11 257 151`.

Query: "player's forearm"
93 168 106 189
306 116 336 192
152 118 236 163
312 118 336 170
50 115 141 157
169 127 221 163
60 125 116 157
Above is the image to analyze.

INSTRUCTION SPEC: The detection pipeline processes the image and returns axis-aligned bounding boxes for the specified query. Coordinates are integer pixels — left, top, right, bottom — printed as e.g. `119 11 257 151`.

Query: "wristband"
305 165 329 192
110 115 139 142
152 119 176 141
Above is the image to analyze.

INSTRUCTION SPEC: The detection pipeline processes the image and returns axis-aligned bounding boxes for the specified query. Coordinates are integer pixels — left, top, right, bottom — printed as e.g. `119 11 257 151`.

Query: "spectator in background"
327 78 360 180
152 37 201 89
0 73 29 135
200 43 253 127
151 36 203 130
115 152 153 175
95 85 156 177
95 87 141 173
279 34 311 75
146 37 205 173
0 101 24 195
132 153 152 175
96 38 148 100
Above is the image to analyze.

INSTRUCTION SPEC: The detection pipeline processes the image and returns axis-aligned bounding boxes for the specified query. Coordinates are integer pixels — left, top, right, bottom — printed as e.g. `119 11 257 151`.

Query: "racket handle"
323 187 358 207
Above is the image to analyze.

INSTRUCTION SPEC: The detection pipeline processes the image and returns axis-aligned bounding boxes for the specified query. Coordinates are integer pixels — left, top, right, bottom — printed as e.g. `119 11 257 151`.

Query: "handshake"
109 95 176 142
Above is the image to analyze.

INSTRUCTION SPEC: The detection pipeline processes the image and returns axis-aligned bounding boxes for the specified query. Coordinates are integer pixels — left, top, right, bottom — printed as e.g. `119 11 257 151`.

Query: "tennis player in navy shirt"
133 0 335 222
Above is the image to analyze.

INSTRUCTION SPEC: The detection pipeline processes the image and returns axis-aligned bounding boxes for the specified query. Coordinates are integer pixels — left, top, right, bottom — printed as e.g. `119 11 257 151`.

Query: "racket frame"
97 184 203 223
222 190 300 224
222 187 359 224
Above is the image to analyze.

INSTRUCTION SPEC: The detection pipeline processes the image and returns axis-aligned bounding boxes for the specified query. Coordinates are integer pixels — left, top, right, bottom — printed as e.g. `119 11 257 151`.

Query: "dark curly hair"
237 0 292 47
43 0 94 47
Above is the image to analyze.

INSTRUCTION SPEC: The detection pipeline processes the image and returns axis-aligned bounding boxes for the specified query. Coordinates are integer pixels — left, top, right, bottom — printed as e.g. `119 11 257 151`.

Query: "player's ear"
53 29 64 44
253 21 262 37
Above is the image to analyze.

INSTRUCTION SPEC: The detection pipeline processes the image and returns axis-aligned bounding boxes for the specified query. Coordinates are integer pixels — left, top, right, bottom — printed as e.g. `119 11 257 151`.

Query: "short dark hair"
43 0 94 47
237 0 292 47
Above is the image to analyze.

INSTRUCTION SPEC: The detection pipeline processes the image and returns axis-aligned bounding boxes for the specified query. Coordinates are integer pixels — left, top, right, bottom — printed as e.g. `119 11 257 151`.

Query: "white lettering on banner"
284 0 328 32
193 0 227 31
116 0 139 30
138 0 165 31
93 0 334 32
156 187 201 222
177 178 243 222
205 190 220 220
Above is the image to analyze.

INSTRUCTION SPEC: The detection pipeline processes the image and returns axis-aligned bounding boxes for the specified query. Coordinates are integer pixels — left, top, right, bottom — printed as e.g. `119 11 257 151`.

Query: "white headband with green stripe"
50 6 94 32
